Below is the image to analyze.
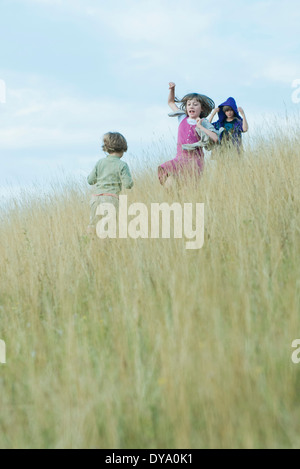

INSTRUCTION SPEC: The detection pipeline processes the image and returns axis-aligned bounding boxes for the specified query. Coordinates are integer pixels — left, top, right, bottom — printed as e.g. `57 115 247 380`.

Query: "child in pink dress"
158 82 218 186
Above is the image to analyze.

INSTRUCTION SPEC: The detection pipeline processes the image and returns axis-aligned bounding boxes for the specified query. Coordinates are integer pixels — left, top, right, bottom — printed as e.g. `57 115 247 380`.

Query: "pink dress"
158 116 204 184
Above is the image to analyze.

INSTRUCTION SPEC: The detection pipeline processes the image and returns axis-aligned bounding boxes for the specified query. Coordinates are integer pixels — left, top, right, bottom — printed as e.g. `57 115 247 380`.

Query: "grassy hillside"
0 133 300 448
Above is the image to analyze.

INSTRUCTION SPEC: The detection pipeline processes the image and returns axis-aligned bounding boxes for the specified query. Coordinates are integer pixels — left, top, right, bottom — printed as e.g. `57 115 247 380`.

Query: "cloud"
0 75 172 151
15 0 218 61
260 60 300 85
13 0 300 88
2 0 300 189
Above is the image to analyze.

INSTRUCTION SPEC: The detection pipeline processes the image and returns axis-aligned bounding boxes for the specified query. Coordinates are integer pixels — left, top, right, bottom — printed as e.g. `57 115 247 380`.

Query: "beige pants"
88 195 119 228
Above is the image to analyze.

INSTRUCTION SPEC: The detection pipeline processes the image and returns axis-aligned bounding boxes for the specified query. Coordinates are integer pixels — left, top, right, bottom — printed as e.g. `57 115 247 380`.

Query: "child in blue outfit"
208 97 249 153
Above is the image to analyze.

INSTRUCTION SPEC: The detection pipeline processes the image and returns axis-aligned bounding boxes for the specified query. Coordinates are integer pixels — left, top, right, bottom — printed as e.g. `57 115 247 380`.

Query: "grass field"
0 130 300 448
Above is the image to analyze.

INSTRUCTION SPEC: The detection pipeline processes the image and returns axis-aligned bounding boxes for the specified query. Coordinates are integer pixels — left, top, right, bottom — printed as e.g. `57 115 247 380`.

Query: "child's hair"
102 132 128 154
175 93 215 118
222 105 233 112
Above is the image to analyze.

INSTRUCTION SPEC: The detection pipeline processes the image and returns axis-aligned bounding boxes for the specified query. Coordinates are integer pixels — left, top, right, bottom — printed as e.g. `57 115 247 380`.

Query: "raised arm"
208 107 219 123
238 107 249 132
168 82 180 112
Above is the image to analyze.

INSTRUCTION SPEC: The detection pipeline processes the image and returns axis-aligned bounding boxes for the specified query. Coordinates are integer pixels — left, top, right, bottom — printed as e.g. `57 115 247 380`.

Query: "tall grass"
0 127 300 448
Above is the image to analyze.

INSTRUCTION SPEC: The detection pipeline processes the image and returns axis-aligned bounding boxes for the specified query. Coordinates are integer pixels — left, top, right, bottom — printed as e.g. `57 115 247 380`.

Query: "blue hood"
217 97 242 127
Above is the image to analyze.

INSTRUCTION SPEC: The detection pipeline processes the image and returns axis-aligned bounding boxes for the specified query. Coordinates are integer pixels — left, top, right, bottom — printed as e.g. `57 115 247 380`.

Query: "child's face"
225 107 235 119
186 99 202 119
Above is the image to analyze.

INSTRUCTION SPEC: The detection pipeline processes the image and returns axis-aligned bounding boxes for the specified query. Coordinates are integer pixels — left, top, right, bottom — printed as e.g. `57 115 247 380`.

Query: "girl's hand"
196 118 204 129
214 107 220 113
169 82 176 90
238 107 245 115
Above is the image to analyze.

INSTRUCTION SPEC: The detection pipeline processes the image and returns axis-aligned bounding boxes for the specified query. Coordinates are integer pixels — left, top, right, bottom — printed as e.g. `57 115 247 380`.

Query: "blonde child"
158 82 219 186
87 132 133 234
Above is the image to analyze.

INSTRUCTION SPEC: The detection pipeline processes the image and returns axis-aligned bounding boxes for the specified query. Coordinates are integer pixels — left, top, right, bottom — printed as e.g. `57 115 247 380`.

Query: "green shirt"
87 154 134 195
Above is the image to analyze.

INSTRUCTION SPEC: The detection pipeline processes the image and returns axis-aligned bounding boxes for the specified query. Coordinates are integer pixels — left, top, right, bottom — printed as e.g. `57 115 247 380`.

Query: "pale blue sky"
0 0 300 195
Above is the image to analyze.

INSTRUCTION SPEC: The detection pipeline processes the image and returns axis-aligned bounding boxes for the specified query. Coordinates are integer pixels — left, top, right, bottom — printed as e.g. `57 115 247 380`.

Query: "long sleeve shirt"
87 154 134 195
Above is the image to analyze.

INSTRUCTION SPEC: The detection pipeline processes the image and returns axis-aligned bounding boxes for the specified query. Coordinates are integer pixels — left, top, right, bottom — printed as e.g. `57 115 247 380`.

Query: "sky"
0 0 300 197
